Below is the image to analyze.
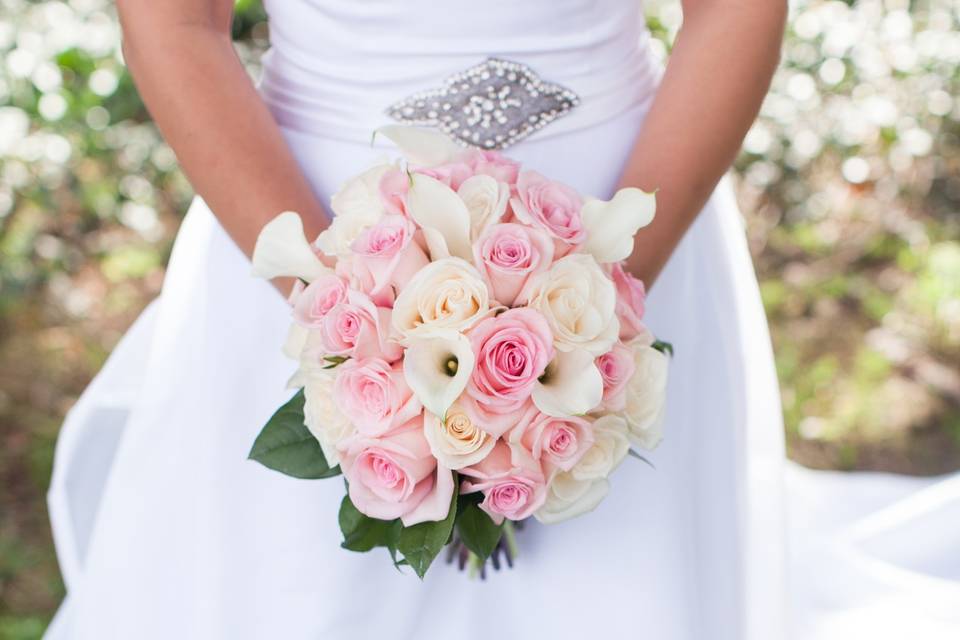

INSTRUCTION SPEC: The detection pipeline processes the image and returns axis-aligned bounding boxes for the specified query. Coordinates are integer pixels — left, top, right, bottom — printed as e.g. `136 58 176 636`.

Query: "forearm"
619 0 786 286
120 15 327 258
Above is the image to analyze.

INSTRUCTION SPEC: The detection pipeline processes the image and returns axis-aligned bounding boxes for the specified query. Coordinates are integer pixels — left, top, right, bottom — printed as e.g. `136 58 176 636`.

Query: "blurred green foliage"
0 0 958 635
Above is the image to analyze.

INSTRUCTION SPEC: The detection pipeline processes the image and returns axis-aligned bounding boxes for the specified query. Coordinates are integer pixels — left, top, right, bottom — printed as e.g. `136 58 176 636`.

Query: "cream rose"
457 174 509 241
535 472 609 525
572 414 630 481
315 164 391 257
391 257 491 337
303 371 354 467
423 405 496 470
521 253 619 356
622 340 669 450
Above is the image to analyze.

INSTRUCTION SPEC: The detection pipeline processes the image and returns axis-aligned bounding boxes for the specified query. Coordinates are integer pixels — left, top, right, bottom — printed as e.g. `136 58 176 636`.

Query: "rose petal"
401 465 456 526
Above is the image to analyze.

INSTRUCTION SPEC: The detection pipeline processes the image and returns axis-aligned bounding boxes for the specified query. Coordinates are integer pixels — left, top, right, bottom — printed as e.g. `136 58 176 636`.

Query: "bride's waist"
258 33 663 144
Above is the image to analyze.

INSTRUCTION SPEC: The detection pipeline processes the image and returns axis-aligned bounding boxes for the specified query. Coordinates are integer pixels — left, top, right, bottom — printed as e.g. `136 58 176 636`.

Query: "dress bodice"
259 0 662 144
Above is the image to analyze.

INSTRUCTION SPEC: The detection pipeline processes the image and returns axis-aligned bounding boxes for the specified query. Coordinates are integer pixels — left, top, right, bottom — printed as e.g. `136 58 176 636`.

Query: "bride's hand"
618 0 787 288
117 0 329 267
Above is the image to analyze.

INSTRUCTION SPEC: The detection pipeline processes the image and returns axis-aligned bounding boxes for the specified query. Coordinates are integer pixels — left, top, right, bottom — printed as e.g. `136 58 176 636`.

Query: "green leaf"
456 494 502 562
322 355 349 369
248 390 341 479
396 481 459 579
338 495 400 553
651 339 674 357
627 448 656 469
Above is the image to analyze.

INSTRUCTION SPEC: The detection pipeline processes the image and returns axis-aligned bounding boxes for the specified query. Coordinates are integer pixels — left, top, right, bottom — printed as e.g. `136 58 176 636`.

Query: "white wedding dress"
44 1 960 638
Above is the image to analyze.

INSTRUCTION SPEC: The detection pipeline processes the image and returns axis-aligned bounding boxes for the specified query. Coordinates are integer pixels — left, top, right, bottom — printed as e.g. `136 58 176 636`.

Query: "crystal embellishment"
385 58 580 151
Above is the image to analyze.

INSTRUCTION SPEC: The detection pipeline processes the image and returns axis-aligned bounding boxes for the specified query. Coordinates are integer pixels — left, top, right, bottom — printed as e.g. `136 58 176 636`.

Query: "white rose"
423 405 495 470
522 253 619 356
392 257 491 337
572 414 630 481
457 174 509 241
315 164 390 257
302 371 354 467
535 473 609 524
622 340 669 450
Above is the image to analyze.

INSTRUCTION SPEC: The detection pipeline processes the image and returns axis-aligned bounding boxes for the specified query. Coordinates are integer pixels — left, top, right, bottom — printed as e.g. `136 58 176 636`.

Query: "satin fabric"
45 1 960 638
259 0 661 142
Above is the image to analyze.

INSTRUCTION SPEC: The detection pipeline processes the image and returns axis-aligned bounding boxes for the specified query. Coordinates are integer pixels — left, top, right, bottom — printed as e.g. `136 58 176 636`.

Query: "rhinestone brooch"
385 58 580 151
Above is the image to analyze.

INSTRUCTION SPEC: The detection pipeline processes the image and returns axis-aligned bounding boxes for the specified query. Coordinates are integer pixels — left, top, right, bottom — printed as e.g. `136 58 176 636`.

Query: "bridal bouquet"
249 126 671 578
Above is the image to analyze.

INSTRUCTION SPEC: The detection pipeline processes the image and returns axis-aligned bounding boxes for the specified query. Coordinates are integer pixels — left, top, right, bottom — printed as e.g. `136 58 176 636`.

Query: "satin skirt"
44 98 840 639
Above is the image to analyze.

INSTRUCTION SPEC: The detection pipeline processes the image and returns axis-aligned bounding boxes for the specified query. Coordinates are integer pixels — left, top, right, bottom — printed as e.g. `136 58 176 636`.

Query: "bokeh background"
1 0 958 635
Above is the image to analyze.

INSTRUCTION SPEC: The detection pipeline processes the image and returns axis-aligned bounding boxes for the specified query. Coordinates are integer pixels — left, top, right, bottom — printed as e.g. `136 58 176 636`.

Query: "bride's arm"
620 0 787 286
117 0 327 258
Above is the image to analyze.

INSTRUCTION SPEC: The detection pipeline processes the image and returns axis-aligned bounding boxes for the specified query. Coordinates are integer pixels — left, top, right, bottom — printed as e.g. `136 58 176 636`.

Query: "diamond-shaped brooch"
385 58 580 151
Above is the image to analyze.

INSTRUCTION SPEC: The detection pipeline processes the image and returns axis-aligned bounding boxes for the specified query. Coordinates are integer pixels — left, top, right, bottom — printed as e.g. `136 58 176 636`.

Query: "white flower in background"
251 211 332 282
622 340 669 450
303 371 354 467
532 348 604 418
423 405 496 470
391 257 491 337
579 187 656 264
402 328 476 418
457 174 509 241
315 164 391 257
522 253 619 356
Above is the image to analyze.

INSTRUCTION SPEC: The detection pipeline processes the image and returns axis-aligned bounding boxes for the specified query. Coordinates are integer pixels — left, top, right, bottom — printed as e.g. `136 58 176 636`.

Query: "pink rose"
511 171 585 250
348 215 429 300
314 289 402 361
595 342 636 412
465 308 555 433
415 162 473 191
460 394 532 441
463 149 520 185
510 405 594 473
341 417 455 525
474 223 554 307
379 167 409 216
291 274 349 329
611 262 647 341
461 441 547 524
334 358 422 437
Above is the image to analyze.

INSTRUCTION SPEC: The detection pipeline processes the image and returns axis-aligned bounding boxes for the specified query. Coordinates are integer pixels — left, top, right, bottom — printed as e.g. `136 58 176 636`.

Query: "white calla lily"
580 188 656 264
376 125 463 167
419 226 452 261
406 173 473 261
251 211 331 282
402 329 476 418
532 348 604 418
